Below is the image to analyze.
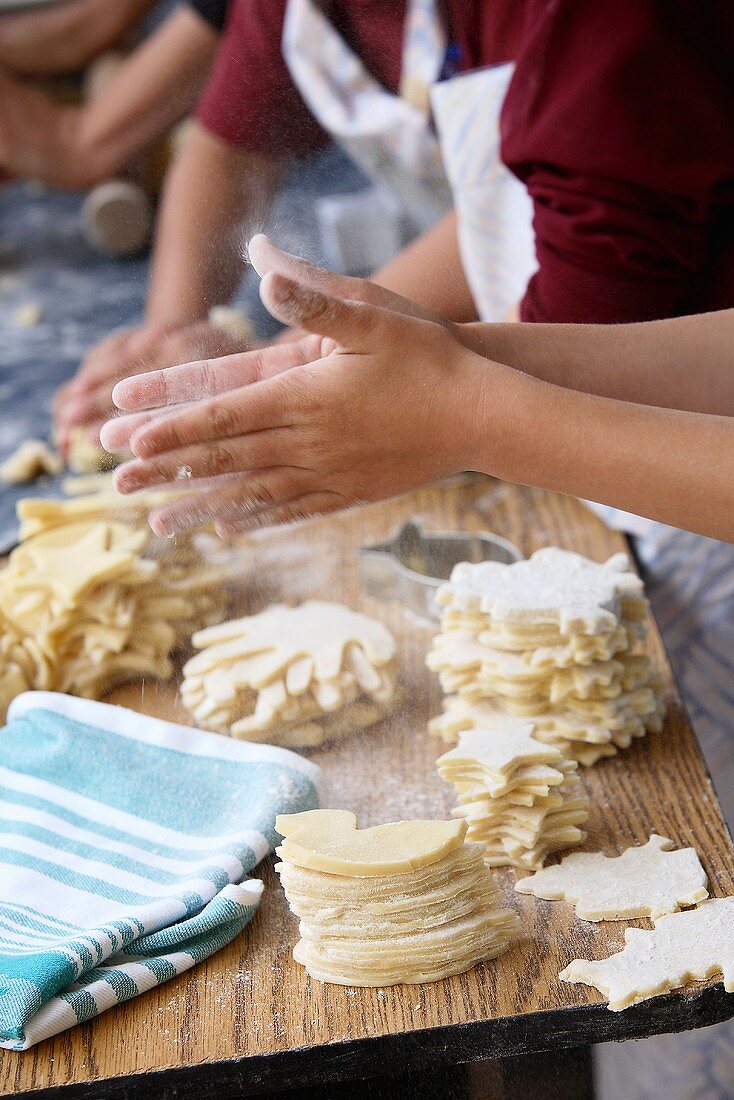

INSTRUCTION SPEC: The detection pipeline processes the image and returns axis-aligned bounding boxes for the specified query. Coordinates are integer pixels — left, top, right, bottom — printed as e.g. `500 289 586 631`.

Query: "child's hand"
106 272 496 537
248 234 457 331
101 332 327 454
54 321 254 454
93 235 463 459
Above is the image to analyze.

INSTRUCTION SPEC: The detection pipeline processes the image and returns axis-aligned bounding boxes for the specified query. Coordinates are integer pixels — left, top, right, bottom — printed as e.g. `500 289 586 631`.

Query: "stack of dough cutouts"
0 500 228 719
275 809 521 986
428 548 665 766
180 601 396 747
16 482 188 539
436 725 588 870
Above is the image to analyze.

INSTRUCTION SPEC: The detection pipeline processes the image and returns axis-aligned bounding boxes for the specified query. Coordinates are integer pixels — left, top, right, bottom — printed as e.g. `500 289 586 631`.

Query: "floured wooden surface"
3 476 734 1095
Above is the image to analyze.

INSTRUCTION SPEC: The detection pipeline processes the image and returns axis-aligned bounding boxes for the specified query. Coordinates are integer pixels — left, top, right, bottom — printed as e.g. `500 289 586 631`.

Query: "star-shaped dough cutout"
437 725 565 779
11 522 144 607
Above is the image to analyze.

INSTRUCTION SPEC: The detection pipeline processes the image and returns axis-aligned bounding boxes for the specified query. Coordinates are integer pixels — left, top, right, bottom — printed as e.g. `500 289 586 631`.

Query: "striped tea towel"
0 692 321 1051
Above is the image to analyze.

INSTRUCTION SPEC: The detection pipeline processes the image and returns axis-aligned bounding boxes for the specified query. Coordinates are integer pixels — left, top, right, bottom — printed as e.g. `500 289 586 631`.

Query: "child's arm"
103 257 734 543
460 313 734 416
0 6 219 189
145 123 283 325
370 211 478 323
53 126 283 450
251 237 734 415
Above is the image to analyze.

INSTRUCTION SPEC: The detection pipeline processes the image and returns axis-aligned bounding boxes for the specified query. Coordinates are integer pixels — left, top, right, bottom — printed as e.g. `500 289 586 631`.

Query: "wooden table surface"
2 476 733 1099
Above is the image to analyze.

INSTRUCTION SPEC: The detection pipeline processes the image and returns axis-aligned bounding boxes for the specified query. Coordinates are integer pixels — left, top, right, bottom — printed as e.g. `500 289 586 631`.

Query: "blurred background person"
0 0 157 76
0 2 228 190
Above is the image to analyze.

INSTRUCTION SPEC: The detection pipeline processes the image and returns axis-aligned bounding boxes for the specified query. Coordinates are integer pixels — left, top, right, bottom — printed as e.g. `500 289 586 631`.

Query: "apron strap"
282 0 452 229
400 0 448 112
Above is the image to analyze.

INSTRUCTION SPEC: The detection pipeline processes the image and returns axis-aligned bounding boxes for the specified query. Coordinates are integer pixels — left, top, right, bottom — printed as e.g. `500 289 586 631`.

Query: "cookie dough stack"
428 548 664 765
275 809 521 986
180 601 397 747
436 725 588 870
0 517 227 719
16 483 188 539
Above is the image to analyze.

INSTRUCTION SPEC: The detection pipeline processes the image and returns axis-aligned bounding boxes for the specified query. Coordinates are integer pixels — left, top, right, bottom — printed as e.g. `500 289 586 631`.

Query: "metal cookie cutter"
358 520 523 625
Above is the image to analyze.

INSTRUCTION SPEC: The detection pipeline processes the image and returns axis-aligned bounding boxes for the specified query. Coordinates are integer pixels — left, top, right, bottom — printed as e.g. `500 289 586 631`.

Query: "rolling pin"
80 51 155 257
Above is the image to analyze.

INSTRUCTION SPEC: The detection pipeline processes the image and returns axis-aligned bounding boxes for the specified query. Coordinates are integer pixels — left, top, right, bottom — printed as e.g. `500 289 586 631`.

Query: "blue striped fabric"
0 692 320 1050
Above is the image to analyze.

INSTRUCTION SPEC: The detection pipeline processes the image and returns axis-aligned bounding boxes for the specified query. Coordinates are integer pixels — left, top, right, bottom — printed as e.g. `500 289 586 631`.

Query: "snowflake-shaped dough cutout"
560 897 734 1010
516 835 708 920
438 548 645 634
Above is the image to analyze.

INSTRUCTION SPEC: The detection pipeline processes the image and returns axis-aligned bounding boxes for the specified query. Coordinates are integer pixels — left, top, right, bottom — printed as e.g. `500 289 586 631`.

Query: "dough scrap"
276 809 465 876
437 548 646 635
559 898 734 1010
0 440 62 484
181 601 396 747
276 810 521 986
208 305 254 343
66 426 125 474
0 429 126 488
13 303 43 327
516 835 708 920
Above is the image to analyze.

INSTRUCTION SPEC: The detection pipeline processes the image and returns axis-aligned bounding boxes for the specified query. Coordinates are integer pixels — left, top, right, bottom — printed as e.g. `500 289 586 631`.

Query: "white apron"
283 0 536 317
431 64 537 321
282 0 452 232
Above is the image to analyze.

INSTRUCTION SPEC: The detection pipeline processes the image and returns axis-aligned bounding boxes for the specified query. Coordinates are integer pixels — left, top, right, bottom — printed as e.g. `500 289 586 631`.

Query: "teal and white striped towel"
0 691 321 1051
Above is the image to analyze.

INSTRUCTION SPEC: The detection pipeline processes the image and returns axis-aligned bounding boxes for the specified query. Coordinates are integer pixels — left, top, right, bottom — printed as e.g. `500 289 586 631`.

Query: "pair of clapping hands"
104 235 508 537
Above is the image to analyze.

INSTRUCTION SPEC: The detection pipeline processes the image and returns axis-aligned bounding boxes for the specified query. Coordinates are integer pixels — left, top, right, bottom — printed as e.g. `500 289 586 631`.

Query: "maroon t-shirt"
501 0 734 322
196 0 522 157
